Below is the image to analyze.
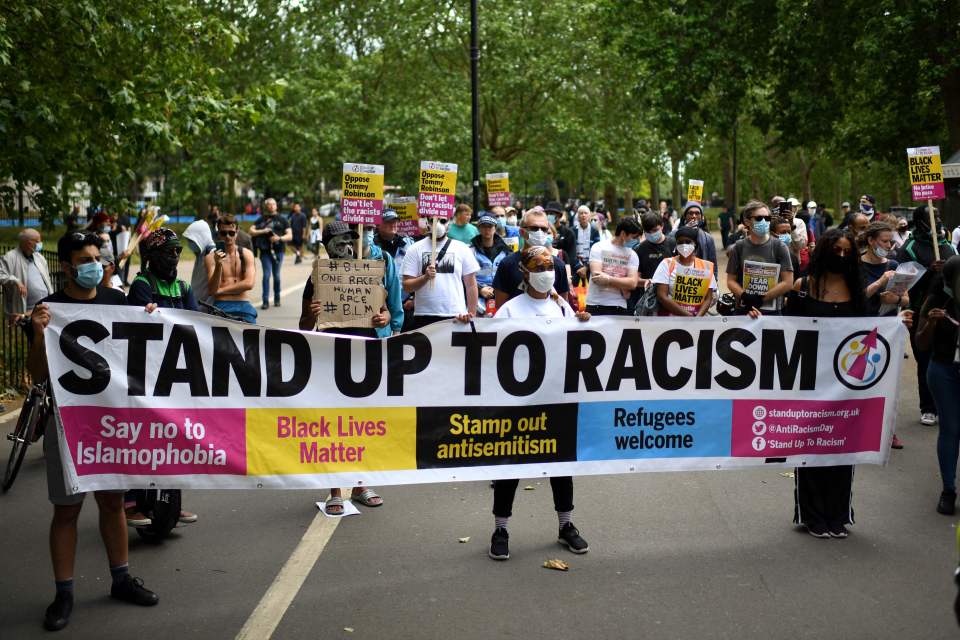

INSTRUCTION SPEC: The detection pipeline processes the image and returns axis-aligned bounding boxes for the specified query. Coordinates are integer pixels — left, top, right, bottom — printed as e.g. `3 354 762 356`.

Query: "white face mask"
526 230 549 247
676 243 695 258
506 215 518 226
873 245 889 259
434 221 447 238
527 270 555 294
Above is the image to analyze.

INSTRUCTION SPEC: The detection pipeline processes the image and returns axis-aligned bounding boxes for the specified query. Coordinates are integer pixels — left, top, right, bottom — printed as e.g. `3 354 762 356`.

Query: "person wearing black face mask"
125 228 200 528
787 229 913 538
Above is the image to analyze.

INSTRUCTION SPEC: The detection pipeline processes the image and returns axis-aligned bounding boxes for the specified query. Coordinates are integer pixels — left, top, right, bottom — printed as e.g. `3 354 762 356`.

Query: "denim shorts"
214 300 259 324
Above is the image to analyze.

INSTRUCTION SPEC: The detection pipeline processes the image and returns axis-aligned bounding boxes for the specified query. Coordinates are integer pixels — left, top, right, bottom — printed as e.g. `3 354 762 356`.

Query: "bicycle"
3 380 50 493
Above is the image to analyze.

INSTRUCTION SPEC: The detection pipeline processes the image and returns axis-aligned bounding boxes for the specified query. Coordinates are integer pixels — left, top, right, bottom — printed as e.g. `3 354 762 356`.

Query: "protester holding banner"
401 217 479 330
486 245 590 560
206 215 258 324
626 211 676 313
249 198 292 310
726 200 794 315
128 229 199 313
471 214 510 316
897 205 956 426
916 256 960 515
493 208 572 308
447 203 479 244
672 202 718 278
28 233 159 631
584 217 641 315
651 226 717 317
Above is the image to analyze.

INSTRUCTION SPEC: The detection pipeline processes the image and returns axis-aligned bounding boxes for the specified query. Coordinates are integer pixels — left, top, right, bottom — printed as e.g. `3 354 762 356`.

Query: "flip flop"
352 488 383 507
324 496 344 515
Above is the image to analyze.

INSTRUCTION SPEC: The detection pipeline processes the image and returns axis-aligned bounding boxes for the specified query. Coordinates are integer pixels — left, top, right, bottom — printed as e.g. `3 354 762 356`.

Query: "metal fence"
0 245 65 393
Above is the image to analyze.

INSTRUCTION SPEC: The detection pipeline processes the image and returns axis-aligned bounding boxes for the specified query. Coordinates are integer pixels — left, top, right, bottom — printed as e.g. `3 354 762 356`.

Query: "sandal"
351 488 383 507
324 496 344 515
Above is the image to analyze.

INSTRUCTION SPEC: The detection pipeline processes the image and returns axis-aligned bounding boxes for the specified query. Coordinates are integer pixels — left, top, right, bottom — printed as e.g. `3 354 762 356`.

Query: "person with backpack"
249 198 292 310
650 225 717 317
897 205 957 426
726 200 795 315
126 228 199 527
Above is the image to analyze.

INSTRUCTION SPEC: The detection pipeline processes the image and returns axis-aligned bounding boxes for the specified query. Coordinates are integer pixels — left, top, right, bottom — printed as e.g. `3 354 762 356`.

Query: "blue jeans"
213 300 258 324
260 250 283 306
927 360 960 491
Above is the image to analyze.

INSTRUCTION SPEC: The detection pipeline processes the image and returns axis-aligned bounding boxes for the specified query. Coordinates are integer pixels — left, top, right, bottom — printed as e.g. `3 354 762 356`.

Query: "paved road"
1 242 958 639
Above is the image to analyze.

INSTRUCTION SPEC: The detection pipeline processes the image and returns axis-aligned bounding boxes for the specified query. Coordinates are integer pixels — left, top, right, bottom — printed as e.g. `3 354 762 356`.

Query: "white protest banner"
486 172 511 207
311 259 386 330
44 306 905 493
686 179 704 205
390 196 419 236
341 163 385 225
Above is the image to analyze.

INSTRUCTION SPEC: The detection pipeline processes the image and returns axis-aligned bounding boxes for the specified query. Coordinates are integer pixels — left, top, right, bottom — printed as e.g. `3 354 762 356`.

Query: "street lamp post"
470 0 481 214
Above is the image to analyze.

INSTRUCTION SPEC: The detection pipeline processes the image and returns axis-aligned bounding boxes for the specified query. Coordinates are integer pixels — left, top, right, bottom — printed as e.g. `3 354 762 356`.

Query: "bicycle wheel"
2 388 43 493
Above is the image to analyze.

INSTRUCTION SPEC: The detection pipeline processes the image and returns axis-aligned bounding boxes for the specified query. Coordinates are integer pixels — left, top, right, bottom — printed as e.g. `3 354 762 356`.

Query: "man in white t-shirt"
402 218 480 330
584 217 641 315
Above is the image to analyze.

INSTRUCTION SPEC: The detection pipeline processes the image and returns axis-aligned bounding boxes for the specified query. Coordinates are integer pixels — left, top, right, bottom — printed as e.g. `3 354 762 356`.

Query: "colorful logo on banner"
686 179 704 205
341 163 385 224
418 161 458 219
390 196 419 236
906 146 945 201
486 172 511 207
833 328 891 390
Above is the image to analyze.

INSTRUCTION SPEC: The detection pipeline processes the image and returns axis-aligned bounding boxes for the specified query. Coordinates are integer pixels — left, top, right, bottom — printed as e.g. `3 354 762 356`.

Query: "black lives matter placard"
312 259 386 329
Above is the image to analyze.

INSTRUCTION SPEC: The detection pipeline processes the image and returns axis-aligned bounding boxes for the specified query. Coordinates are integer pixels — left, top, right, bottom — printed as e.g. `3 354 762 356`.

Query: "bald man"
0 228 53 333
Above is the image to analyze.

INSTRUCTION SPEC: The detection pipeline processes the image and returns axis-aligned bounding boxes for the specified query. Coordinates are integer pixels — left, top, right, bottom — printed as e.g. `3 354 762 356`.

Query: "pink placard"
730 398 884 457
59 406 247 476
911 183 945 201
418 193 455 219
341 198 384 225
488 191 511 207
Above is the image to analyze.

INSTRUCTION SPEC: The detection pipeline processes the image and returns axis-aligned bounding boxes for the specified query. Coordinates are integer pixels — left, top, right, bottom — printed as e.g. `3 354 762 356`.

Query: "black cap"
322 220 359 244
544 201 564 214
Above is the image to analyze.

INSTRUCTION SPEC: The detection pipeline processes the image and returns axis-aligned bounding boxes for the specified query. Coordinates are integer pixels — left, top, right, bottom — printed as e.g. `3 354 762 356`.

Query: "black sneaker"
274 300 281 308
806 523 831 538
489 527 510 560
828 524 849 538
937 490 957 516
261 303 269 310
42 591 73 631
110 575 159 606
557 522 589 554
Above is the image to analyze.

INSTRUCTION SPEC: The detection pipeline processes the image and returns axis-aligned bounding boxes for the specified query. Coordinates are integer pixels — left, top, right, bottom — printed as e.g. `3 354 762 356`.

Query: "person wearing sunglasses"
726 200 794 314
206 214 257 324
492 208 573 309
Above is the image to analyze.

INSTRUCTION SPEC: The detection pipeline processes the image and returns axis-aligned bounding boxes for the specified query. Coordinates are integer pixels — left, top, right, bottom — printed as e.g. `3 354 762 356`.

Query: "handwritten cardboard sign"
311 259 386 329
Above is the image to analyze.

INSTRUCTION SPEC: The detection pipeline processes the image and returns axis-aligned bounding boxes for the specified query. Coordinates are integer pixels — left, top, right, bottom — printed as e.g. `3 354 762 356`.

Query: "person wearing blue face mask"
726 200 794 314
28 232 160 632
771 216 801 276
627 212 676 313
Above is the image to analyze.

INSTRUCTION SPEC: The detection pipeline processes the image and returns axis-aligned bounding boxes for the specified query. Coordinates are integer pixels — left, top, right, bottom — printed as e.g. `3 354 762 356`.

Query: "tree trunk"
604 184 617 219
227 171 237 214
545 158 560 202
648 169 660 207
800 155 816 204
670 151 682 213
942 65 960 155
623 188 634 220
722 140 734 208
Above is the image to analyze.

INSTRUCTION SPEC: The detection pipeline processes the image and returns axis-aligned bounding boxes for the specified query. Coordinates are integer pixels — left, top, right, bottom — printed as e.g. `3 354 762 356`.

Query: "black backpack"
133 488 182 542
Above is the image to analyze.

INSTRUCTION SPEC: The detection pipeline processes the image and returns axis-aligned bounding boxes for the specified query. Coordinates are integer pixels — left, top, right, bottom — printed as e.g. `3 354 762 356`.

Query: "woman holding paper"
480 246 591 562
651 225 716 317
861 222 909 317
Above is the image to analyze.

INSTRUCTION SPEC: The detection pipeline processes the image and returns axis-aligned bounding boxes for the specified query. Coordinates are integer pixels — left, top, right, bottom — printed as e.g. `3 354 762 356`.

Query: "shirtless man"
205 214 257 323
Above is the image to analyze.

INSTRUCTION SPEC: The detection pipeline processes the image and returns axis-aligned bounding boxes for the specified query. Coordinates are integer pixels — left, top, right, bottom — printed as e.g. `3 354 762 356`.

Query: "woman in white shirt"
485 246 590 561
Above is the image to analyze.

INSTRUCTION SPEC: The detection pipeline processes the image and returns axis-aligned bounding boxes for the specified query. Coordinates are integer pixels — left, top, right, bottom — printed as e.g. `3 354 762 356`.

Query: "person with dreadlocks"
482 245 591 561
124 228 199 527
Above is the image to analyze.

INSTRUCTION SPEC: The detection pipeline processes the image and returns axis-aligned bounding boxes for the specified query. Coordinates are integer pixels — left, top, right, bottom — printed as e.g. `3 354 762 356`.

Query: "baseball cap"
382 209 399 221
807 201 817 209
787 197 800 206
841 201 851 208
477 214 497 226
322 220 359 244
544 201 564 214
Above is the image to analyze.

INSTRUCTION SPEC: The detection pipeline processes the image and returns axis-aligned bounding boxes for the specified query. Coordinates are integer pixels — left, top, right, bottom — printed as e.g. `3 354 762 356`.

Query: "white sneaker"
921 413 938 426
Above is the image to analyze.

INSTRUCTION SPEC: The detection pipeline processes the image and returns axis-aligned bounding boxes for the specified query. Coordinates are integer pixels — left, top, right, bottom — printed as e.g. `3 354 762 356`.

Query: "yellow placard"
687 179 704 204
418 161 458 195
906 146 945 200
245 407 417 475
486 172 510 194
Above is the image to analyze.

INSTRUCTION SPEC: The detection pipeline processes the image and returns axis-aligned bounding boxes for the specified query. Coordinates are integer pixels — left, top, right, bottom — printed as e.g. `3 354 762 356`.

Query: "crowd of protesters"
3 190 960 630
